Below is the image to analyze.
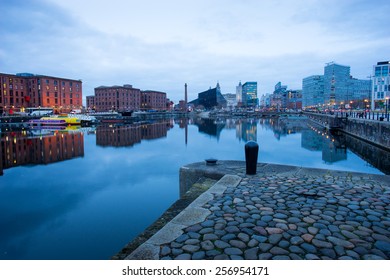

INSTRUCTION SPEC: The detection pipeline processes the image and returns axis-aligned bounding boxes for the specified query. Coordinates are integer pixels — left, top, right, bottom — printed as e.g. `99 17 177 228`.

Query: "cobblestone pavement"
160 168 390 260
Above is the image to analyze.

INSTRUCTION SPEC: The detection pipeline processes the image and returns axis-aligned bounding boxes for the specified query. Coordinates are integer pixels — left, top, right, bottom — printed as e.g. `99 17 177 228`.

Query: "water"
0 117 388 260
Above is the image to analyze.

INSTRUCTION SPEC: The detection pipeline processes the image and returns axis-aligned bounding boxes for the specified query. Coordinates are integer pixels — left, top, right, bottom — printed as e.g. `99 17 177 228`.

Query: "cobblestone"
144 163 390 260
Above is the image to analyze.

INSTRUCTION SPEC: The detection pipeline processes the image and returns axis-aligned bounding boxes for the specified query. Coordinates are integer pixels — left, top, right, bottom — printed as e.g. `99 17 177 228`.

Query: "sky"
1 0 389 103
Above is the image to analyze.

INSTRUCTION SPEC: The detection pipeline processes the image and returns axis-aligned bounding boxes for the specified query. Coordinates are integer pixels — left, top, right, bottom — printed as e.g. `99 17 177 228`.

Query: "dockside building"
0 72 82 114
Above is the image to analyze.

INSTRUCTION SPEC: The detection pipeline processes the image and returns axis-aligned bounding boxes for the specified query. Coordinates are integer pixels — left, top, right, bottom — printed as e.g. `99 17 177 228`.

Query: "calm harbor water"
0 117 388 260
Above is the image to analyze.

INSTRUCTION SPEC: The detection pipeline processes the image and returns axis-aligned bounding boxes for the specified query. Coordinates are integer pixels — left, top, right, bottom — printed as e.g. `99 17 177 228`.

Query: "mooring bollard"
245 141 259 175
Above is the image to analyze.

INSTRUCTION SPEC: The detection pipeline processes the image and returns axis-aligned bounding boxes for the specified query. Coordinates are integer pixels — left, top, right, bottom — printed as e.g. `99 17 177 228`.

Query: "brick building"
90 84 168 112
0 72 82 114
141 90 167 111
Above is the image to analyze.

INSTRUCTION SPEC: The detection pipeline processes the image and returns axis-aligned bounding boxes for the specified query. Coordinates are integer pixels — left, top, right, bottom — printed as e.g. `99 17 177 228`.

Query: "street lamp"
386 97 389 119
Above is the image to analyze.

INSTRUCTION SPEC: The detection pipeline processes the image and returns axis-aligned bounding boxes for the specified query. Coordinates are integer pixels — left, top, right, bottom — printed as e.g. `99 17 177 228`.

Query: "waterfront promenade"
125 161 390 260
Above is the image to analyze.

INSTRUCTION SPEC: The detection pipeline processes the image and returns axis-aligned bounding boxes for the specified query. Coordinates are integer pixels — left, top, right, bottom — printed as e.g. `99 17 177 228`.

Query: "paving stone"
312 239 333 248
160 246 171 256
229 239 247 249
185 238 200 245
203 233 218 241
201 240 214 251
224 247 243 255
244 248 259 260
273 255 291 260
258 243 273 252
221 233 236 241
291 236 304 245
238 233 250 242
269 234 283 244
192 251 206 260
270 246 289 255
258 253 273 260
266 227 284 234
182 245 200 253
214 254 230 260
175 254 191 260
305 254 320 260
374 241 390 252
327 236 355 249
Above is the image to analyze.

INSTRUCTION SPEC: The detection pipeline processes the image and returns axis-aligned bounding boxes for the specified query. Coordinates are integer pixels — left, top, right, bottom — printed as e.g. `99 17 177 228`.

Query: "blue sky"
1 0 389 103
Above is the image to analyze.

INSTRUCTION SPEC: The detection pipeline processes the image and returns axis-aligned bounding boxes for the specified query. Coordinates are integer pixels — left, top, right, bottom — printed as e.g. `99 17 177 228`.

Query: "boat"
39 114 97 126
29 119 67 126
40 115 81 125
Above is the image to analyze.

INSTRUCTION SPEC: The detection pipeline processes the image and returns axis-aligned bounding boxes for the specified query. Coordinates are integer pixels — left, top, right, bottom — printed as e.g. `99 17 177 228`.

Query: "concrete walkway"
125 161 390 260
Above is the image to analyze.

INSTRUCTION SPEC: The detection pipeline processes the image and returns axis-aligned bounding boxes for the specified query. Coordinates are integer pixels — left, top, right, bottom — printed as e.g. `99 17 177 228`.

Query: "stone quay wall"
304 112 390 151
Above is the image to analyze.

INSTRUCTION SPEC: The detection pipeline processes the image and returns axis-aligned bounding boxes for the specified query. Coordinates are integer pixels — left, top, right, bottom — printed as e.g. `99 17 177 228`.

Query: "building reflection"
192 118 225 139
95 120 174 147
0 128 84 176
235 119 257 142
302 125 347 163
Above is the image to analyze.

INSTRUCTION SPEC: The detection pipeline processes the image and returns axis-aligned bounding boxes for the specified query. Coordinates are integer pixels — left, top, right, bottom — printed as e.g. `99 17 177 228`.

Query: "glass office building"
242 82 258 107
371 61 390 109
302 75 324 108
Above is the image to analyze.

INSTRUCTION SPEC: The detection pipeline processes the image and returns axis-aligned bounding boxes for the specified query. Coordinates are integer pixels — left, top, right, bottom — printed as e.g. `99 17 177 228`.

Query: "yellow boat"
40 115 81 125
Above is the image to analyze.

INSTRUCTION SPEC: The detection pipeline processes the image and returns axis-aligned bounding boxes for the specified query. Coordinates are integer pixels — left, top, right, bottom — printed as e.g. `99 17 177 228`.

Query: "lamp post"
386 97 389 121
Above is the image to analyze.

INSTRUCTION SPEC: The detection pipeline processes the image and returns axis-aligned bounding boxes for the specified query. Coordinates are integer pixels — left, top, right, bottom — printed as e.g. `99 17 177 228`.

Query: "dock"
121 161 390 260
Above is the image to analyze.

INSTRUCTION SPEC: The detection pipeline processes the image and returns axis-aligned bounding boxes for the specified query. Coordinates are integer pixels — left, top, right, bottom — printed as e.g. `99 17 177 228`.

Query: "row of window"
45 92 80 98
375 66 390 77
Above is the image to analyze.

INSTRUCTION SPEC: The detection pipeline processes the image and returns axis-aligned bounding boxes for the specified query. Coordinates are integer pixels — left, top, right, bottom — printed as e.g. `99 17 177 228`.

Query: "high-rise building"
272 82 287 109
0 72 82 114
242 82 257 107
302 75 324 108
324 62 351 105
302 62 370 108
371 61 390 109
236 81 243 106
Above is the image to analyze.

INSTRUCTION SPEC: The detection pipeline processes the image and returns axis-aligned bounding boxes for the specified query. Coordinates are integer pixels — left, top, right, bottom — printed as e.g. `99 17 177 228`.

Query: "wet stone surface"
160 170 390 260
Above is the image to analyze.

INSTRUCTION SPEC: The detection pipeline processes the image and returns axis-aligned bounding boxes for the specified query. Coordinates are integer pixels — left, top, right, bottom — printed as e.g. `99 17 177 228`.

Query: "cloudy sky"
1 0 389 103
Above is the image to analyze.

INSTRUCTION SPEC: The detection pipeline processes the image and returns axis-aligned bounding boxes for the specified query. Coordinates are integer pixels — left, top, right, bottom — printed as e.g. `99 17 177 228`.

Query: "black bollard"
245 141 259 175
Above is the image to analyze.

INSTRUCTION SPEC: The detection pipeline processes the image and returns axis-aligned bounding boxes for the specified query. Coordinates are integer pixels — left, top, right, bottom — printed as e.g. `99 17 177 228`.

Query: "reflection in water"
0 117 389 260
185 117 389 174
303 125 347 164
0 128 84 176
95 120 174 147
193 118 225 139
345 134 390 174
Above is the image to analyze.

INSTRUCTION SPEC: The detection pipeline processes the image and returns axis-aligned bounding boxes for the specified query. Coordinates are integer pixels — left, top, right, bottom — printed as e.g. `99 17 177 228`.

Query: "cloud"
1 0 389 102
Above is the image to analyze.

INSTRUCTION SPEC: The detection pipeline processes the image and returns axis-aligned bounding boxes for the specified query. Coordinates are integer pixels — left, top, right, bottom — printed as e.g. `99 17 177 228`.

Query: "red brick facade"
92 85 168 112
0 73 82 114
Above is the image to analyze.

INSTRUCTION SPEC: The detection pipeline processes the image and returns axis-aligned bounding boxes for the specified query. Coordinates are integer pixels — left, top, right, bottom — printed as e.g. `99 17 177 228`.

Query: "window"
375 67 381 77
47 98 50 104
383 66 389 76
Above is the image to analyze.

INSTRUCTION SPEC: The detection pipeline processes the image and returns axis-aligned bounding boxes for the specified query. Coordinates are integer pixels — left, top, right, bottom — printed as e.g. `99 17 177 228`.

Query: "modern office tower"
302 75 324 108
242 81 258 107
236 81 243 106
323 62 351 105
303 62 370 109
272 82 287 109
371 61 390 109
0 72 82 114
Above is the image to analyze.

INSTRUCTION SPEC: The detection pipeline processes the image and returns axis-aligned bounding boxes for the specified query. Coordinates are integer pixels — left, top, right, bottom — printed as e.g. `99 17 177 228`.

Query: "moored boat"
29 119 67 126
40 115 81 125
